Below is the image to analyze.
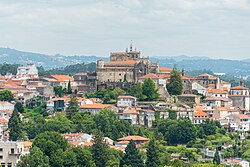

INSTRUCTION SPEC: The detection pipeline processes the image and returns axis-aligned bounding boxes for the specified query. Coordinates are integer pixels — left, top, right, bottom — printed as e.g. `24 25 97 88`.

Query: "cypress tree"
213 148 221 165
120 140 144 167
92 134 108 167
67 80 72 94
8 109 23 141
167 64 183 95
146 139 160 167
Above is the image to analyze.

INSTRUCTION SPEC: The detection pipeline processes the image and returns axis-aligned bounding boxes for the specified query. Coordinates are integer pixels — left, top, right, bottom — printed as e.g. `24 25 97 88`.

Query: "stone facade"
96 45 159 84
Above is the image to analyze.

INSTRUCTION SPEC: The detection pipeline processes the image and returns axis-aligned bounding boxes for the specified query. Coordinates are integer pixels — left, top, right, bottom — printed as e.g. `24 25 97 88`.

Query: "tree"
142 78 159 101
167 65 183 95
0 89 14 101
91 133 109 167
8 109 24 141
213 148 221 165
14 102 24 113
146 139 160 167
127 83 145 100
66 97 79 113
32 131 69 159
17 147 50 167
67 80 72 94
120 140 144 167
200 120 217 136
54 86 65 97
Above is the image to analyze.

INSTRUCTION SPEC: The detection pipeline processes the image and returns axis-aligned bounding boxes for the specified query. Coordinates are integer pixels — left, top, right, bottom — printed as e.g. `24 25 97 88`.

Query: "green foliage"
213 148 221 165
146 139 160 167
199 120 218 136
32 131 69 158
91 133 109 167
167 65 183 95
14 102 24 113
120 140 144 167
66 97 79 113
126 82 146 100
8 109 24 141
166 118 196 145
67 80 72 94
142 78 159 101
0 89 14 101
0 63 19 75
17 147 50 167
54 86 66 97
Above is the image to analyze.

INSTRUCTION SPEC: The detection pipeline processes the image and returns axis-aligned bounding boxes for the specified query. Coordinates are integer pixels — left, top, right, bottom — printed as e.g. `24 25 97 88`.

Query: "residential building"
117 95 137 111
0 141 24 167
116 135 149 148
0 102 14 111
80 104 117 114
229 86 250 111
16 64 38 80
177 94 200 104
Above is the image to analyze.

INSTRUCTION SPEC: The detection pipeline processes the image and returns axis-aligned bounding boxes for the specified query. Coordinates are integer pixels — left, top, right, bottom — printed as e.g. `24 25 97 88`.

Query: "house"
116 135 149 147
0 102 14 111
227 159 249 167
228 114 250 132
205 149 216 158
80 104 117 114
42 74 74 89
229 86 250 111
204 97 231 109
117 95 137 111
177 94 200 104
192 81 206 96
16 64 38 80
193 109 208 124
0 141 24 167
23 141 32 155
206 88 228 98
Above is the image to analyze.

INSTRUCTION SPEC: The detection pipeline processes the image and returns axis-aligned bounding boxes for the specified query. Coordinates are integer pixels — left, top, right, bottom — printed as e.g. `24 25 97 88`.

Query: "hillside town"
0 46 249 167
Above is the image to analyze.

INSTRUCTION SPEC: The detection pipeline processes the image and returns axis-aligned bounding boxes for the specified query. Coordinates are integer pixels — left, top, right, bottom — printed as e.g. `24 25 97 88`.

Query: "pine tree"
14 102 24 113
67 80 72 94
92 133 108 167
8 109 23 141
120 140 144 167
146 138 160 167
213 148 221 165
167 65 183 95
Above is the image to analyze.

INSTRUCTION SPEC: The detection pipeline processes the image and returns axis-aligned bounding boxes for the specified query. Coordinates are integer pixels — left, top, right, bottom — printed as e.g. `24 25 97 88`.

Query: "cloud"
0 0 250 59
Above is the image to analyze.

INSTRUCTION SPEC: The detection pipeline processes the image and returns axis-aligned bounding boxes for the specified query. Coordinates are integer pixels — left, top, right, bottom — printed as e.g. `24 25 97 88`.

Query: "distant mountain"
0 48 108 69
0 47 249 77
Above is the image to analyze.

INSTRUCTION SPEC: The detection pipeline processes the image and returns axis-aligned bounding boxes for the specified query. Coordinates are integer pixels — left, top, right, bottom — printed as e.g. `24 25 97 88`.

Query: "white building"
16 64 38 80
228 114 250 132
0 102 14 111
117 95 137 111
0 141 24 167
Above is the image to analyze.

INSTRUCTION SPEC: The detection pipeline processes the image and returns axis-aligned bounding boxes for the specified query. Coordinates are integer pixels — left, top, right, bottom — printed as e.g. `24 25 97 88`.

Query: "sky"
0 0 250 60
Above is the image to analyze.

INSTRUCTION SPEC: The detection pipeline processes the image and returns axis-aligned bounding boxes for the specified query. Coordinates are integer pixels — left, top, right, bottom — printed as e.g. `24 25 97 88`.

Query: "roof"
178 94 198 97
24 141 32 147
199 73 212 77
81 104 111 109
117 135 149 141
217 107 229 111
205 97 230 102
116 141 130 145
139 73 162 79
105 60 136 66
194 110 208 117
182 76 197 80
50 74 74 82
118 95 136 99
207 88 228 94
123 109 138 114
231 86 249 90
232 114 250 119
159 67 172 71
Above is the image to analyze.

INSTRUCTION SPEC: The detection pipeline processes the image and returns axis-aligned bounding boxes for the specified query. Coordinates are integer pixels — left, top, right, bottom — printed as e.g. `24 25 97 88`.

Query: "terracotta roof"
231 86 249 90
0 110 13 114
182 76 197 80
118 95 136 99
24 141 32 147
207 88 228 94
123 109 137 114
194 110 208 117
116 141 130 145
205 97 230 101
178 94 198 97
117 135 149 141
232 114 250 119
159 67 172 71
50 74 74 82
199 73 211 77
81 104 111 109
217 107 229 111
139 73 162 79
105 60 136 66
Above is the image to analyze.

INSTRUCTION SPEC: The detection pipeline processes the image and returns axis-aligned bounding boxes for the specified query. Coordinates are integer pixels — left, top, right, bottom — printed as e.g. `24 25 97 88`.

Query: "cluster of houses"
0 46 249 166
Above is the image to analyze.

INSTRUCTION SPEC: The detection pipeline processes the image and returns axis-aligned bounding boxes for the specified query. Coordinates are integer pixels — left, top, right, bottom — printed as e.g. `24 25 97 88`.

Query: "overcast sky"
0 0 250 60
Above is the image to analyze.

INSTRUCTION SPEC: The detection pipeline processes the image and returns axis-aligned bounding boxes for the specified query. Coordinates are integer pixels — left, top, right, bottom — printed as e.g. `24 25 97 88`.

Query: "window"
0 156 3 159
0 148 3 151
7 163 11 167
1 163 5 167
11 148 14 154
119 73 121 76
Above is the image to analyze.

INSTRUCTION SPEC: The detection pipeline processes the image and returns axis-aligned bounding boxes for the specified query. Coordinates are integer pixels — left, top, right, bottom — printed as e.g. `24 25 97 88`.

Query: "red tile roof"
117 135 149 141
80 104 111 109
231 86 249 90
50 74 74 82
